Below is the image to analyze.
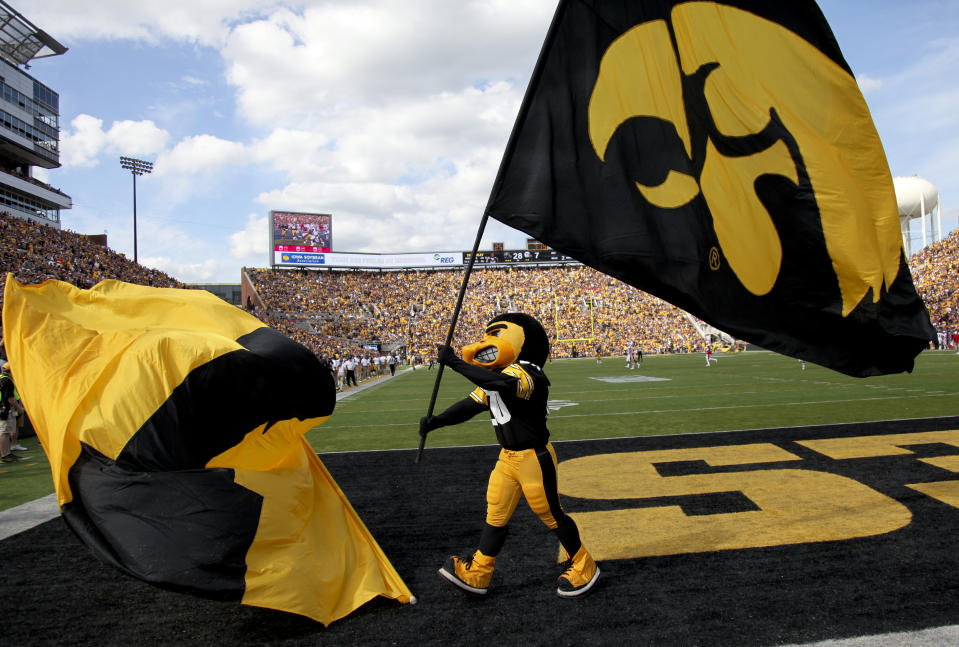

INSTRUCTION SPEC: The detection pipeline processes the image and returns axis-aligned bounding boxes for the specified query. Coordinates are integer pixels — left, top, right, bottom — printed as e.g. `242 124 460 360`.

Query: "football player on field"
420 312 600 598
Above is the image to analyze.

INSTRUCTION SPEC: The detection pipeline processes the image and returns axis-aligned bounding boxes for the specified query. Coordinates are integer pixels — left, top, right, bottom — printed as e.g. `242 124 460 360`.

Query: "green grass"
5 349 959 511
308 349 959 452
0 435 54 510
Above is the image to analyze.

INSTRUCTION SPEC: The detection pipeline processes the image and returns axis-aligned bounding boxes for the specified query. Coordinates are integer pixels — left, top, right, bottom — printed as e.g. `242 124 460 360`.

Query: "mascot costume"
420 312 600 598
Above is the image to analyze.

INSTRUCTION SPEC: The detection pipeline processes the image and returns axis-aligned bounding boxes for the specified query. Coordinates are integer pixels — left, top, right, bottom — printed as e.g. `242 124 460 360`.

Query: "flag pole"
416 1 568 463
416 211 490 464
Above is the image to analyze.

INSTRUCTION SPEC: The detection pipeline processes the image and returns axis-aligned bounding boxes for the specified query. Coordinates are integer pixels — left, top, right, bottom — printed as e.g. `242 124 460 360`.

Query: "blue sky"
23 0 959 283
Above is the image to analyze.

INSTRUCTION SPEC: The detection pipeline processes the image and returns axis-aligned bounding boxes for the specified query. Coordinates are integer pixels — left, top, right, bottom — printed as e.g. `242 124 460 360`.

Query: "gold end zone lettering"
800 430 959 510
560 443 911 562
907 481 959 509
916 456 959 473
797 429 959 460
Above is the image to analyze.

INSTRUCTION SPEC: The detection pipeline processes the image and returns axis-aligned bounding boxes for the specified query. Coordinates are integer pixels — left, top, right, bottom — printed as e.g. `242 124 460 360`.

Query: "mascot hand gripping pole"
419 313 600 598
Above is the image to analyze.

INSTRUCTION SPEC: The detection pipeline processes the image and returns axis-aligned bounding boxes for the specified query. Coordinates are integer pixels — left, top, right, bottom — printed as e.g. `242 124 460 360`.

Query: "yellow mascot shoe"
556 546 600 598
438 550 496 595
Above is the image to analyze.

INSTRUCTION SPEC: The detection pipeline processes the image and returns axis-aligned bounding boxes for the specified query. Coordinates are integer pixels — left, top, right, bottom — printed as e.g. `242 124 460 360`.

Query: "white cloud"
28 0 285 47
228 213 268 260
109 120 172 155
140 256 225 283
249 80 520 191
857 75 883 93
178 75 209 87
221 1 553 127
134 135 250 208
252 156 507 254
249 128 335 180
59 115 107 167
152 134 246 176
60 115 170 168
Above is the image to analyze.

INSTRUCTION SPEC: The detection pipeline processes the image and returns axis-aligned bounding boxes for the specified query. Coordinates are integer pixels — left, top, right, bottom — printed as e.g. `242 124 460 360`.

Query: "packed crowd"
2 208 959 370
908 228 959 347
247 264 708 361
0 210 183 314
248 229 959 360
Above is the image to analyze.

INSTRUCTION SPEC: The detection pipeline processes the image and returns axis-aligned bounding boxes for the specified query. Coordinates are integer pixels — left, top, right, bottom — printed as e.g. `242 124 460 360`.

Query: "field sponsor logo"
590 375 671 383
278 251 325 264
561 428 959 562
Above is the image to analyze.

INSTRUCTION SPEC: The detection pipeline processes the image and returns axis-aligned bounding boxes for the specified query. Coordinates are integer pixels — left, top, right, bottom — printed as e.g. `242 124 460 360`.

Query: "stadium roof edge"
0 0 67 67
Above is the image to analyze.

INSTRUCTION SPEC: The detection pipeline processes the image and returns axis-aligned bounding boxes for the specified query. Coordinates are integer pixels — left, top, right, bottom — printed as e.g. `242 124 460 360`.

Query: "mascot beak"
462 322 525 369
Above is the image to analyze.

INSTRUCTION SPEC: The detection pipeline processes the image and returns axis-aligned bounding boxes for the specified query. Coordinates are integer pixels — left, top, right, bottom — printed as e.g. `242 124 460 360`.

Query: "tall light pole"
119 156 153 263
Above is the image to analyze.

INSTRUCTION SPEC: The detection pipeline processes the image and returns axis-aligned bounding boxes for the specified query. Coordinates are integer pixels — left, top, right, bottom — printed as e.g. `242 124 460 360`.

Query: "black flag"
485 0 935 376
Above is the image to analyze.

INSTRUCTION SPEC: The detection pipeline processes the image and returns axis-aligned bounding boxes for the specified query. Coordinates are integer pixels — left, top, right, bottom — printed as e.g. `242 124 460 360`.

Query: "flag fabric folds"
1 275 412 625
485 0 935 376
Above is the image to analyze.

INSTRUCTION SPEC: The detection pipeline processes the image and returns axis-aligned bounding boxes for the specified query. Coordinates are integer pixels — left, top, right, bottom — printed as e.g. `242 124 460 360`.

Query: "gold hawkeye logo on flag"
587 2 901 316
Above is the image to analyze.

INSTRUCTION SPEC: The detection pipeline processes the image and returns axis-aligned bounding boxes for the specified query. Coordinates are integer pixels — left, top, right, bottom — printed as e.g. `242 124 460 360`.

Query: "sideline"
0 492 57 541
0 367 413 541
336 366 412 401
782 625 959 646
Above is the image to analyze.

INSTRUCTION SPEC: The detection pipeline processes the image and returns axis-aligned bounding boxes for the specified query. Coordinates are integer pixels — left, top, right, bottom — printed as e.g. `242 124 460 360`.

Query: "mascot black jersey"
467 361 549 450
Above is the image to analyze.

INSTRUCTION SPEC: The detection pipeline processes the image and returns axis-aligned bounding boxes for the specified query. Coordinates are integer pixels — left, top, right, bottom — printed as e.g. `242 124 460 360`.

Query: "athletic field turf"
310 349 959 453
3 349 958 510
3 349 959 645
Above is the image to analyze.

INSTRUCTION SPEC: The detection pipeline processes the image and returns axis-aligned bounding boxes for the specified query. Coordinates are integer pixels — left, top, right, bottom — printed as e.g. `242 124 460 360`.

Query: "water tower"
894 175 940 256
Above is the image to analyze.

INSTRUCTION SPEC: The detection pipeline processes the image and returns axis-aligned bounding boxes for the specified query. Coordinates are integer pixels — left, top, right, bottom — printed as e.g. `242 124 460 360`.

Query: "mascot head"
462 312 549 369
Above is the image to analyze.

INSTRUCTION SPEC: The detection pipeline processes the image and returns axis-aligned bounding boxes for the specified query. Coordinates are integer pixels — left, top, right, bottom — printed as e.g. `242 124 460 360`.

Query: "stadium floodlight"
119 156 153 264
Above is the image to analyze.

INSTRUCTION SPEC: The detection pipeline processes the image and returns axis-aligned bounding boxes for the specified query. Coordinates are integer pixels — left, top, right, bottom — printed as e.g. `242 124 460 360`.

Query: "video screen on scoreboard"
271 211 332 254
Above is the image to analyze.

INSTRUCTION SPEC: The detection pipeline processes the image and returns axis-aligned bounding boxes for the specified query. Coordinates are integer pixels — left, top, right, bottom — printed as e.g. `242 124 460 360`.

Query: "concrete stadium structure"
0 1 70 228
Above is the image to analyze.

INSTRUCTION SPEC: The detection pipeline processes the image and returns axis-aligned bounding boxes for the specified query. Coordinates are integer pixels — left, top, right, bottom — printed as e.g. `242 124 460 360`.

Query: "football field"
3 348 957 511
309 349 959 453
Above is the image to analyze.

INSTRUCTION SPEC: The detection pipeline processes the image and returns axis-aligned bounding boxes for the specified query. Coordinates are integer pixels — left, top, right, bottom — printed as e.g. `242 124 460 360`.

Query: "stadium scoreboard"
267 208 579 269
271 211 332 266
466 249 578 265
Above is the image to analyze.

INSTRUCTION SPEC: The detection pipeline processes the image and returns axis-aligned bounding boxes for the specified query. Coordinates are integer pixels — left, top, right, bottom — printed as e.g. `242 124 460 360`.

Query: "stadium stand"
244 264 704 361
0 210 184 309
3 210 958 365
909 228 959 347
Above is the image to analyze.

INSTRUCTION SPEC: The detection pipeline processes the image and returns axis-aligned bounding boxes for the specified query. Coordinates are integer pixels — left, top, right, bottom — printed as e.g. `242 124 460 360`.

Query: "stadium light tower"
119 156 153 263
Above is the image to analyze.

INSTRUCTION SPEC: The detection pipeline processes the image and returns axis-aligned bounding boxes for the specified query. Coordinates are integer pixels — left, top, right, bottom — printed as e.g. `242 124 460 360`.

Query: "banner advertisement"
273 251 463 269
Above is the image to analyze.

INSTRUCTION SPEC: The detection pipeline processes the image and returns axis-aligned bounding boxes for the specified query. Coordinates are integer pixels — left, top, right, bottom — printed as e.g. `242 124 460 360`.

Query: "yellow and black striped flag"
1 275 412 625
485 0 935 376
